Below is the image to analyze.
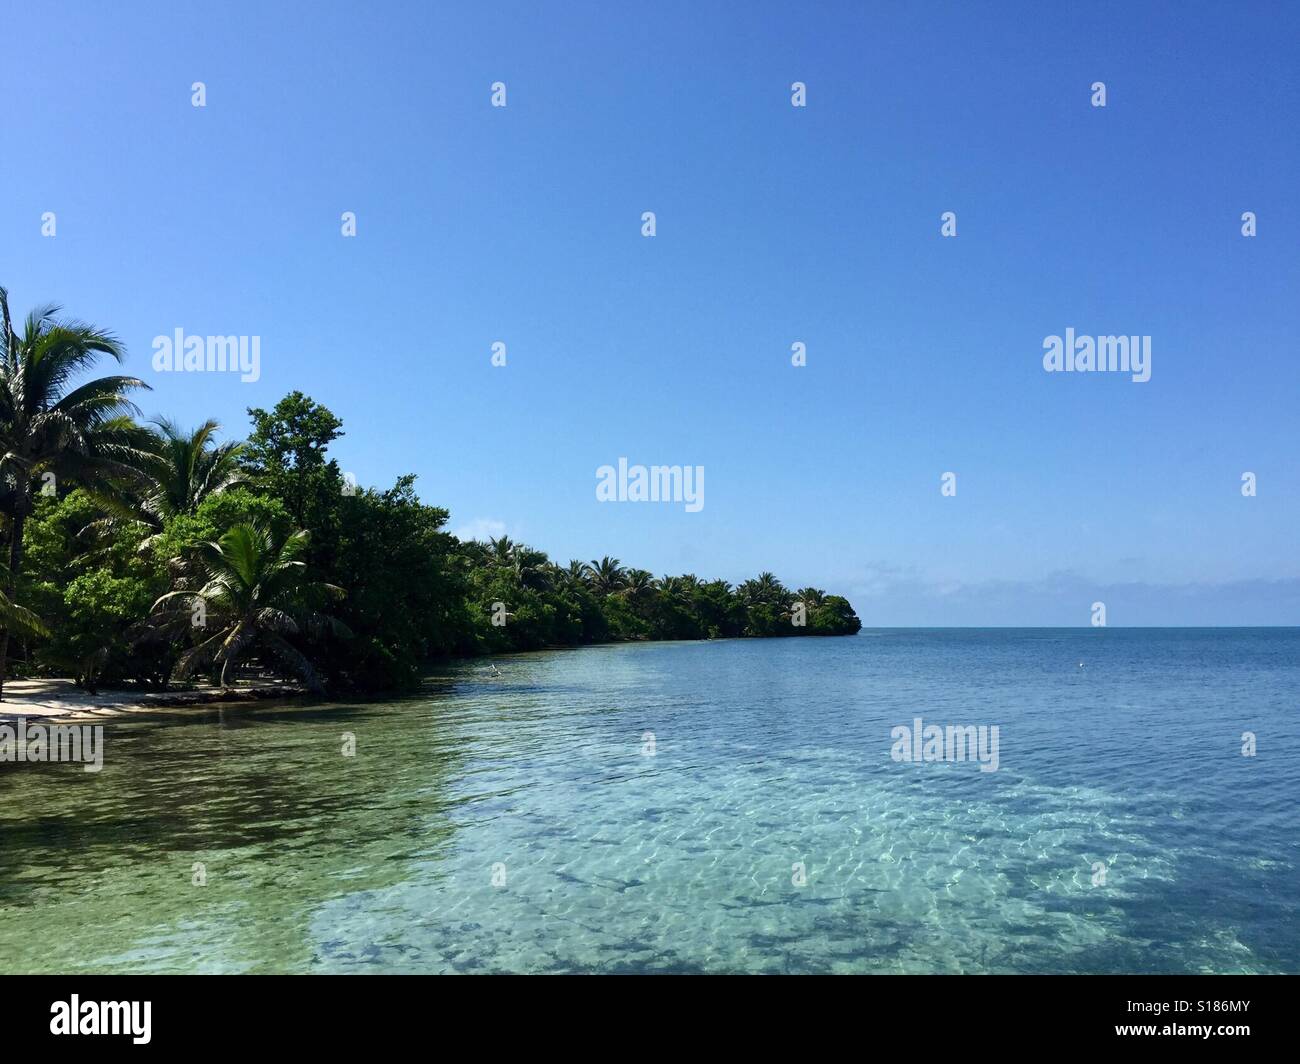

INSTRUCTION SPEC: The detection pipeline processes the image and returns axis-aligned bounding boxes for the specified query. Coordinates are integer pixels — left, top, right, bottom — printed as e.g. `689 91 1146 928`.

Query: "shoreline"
0 678 309 724
1 633 867 722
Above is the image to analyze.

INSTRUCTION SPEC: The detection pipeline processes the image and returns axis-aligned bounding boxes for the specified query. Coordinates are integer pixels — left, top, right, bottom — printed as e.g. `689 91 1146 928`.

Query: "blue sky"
3 0 1297 624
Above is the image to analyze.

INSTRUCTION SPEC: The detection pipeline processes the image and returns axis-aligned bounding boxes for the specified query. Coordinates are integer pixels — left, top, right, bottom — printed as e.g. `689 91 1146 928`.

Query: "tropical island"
0 289 861 701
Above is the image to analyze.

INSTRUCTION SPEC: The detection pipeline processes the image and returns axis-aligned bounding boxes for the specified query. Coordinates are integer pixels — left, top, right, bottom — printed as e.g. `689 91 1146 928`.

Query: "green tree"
85 417 246 549
0 287 148 697
242 391 344 532
44 569 152 693
151 522 349 692
585 556 627 595
690 579 746 639
807 594 863 636
26 489 167 688
331 475 471 688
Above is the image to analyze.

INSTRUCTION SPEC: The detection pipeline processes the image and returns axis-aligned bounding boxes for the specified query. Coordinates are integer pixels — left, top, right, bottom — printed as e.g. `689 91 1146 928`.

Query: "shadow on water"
0 691 473 972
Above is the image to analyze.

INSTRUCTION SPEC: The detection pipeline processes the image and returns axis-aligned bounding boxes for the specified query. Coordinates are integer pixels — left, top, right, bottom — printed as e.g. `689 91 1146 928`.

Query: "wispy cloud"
451 517 509 542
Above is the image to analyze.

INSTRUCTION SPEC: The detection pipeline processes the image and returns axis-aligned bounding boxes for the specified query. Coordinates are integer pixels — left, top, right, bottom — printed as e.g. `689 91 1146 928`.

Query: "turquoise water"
0 629 1296 973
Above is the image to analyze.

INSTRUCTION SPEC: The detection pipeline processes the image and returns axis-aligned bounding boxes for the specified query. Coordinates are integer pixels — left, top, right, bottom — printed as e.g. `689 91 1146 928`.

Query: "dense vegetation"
0 290 861 697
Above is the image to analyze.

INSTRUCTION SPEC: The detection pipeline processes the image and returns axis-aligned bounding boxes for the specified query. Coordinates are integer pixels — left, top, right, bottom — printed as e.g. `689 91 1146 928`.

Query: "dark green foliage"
330 476 471 689
242 391 344 539
25 490 169 689
149 522 349 693
43 569 155 693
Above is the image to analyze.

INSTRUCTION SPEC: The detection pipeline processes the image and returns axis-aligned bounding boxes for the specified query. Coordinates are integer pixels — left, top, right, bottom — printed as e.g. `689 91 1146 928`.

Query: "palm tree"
654 574 688 602
150 522 349 692
795 587 827 609
479 535 552 591
85 417 246 548
0 593 49 639
584 556 627 595
510 545 552 591
621 568 654 602
486 535 516 565
0 287 149 698
563 559 589 588
737 571 789 606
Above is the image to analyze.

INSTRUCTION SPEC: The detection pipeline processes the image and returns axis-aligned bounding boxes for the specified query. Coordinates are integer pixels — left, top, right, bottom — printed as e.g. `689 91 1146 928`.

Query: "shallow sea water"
0 629 1296 973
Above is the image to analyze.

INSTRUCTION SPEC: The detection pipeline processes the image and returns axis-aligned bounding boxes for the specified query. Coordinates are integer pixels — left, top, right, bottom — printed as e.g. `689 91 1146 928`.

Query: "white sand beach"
0 678 308 723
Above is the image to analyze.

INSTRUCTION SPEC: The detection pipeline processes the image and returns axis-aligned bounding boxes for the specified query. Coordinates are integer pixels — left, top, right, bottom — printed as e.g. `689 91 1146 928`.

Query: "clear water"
0 629 1296 973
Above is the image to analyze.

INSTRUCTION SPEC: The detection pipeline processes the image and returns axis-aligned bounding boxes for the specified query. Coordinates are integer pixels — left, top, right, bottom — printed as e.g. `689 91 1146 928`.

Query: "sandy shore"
0 678 309 723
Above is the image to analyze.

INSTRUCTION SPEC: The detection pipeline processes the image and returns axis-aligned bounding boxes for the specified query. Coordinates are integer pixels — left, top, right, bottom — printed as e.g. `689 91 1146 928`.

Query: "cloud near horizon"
846 565 1300 627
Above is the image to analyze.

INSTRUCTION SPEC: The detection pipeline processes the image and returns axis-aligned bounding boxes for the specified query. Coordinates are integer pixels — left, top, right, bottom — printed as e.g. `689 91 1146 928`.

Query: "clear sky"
3 0 1297 624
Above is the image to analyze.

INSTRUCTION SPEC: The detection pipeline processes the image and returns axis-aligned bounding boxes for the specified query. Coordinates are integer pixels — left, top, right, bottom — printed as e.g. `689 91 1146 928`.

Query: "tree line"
0 289 861 698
